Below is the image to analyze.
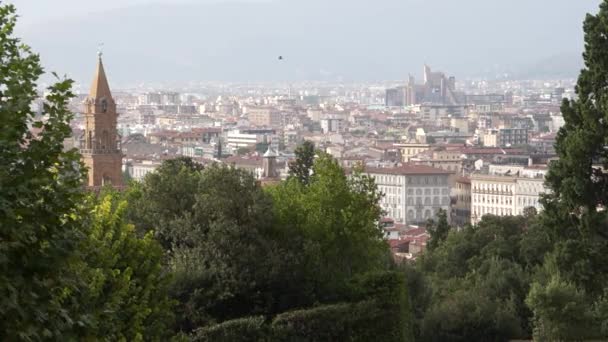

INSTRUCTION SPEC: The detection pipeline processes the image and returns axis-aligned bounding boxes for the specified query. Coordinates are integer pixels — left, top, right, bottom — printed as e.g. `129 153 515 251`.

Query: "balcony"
80 148 122 155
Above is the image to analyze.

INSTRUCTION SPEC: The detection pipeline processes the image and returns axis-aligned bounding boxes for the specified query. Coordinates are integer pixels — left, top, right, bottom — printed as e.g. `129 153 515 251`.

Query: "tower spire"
89 52 112 100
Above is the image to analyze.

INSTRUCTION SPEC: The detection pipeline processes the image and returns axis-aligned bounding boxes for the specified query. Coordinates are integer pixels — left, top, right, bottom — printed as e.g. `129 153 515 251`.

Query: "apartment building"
365 164 453 225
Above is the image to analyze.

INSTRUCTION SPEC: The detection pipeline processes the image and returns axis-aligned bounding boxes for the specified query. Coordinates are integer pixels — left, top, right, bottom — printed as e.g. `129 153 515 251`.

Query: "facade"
411 149 463 173
397 143 431 162
498 128 528 146
419 104 466 121
452 177 471 227
247 106 282 127
365 165 453 225
320 115 345 133
483 128 529 147
128 160 162 181
385 87 405 107
470 171 548 224
80 54 123 187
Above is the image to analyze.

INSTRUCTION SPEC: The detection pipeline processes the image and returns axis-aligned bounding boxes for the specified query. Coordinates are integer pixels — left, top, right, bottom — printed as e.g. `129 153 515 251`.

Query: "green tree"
270 153 389 301
128 161 282 332
523 6 608 334
540 1 608 295
0 4 87 339
75 192 175 340
126 157 203 247
526 276 592 341
288 140 315 186
426 209 450 251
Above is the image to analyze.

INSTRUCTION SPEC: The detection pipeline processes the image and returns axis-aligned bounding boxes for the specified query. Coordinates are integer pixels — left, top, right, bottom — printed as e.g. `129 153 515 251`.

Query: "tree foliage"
269 153 389 302
75 192 175 340
0 4 87 339
426 209 450 251
288 140 315 186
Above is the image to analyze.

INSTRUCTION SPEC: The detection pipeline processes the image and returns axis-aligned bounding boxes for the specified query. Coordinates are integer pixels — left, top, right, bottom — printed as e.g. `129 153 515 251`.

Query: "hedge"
192 316 268 341
191 271 414 342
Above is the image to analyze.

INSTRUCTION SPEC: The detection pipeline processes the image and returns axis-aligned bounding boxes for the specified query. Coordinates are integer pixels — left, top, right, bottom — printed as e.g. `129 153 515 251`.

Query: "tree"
526 276 593 341
126 156 203 247
75 192 175 340
426 209 450 251
288 140 315 186
0 4 87 339
532 0 608 305
128 161 282 332
270 153 389 301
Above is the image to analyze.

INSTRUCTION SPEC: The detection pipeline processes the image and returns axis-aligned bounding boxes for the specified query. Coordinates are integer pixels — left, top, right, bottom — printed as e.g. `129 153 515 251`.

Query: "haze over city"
10 0 600 85
4 0 608 340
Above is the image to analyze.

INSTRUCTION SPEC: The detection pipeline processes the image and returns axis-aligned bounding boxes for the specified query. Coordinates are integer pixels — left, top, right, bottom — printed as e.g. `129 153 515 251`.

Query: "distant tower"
81 52 123 187
262 147 278 179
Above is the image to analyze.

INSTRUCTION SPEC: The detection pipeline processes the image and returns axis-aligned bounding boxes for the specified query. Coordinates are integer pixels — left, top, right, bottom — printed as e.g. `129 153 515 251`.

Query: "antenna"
97 42 104 58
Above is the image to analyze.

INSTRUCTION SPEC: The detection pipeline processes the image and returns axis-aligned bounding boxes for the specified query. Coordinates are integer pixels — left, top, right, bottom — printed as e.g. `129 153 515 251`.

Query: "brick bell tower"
81 52 123 187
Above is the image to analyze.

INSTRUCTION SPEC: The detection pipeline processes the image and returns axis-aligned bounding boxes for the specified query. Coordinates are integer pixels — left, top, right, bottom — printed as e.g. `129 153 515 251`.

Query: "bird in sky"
278 56 284 60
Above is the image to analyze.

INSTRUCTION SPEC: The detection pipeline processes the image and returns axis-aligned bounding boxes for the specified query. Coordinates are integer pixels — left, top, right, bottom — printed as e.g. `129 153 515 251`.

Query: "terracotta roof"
223 155 263 167
456 176 471 184
365 163 453 175
403 227 428 237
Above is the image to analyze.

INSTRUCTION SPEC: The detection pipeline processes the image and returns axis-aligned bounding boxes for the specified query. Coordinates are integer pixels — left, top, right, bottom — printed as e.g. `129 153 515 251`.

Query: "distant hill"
16 0 599 84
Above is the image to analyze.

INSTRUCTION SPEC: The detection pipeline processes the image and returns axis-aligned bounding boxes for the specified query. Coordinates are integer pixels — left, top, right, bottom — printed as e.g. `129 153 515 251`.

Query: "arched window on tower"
101 98 108 113
87 131 92 149
102 174 112 186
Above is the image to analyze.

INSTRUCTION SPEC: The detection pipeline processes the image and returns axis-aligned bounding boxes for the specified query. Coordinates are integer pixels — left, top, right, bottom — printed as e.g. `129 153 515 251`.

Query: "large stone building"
80 53 123 187
365 164 453 225
470 167 547 224
247 106 282 127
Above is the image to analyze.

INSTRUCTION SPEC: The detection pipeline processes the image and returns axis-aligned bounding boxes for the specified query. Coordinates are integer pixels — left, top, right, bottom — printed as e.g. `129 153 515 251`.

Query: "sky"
7 0 603 86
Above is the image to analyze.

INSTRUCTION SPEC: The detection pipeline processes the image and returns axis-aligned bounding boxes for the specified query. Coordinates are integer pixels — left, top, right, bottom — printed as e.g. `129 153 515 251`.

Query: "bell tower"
81 52 123 187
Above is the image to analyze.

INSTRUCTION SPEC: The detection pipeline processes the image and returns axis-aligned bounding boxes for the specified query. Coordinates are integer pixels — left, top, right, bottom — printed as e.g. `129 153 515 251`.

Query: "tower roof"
89 54 112 100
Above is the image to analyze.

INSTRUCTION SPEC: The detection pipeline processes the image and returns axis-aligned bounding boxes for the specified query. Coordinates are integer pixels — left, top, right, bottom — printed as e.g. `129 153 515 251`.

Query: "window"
101 99 108 113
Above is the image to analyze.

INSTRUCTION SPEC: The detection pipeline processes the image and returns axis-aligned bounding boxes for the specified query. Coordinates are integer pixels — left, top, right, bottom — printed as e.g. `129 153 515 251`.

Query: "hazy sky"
7 0 603 86
9 0 267 24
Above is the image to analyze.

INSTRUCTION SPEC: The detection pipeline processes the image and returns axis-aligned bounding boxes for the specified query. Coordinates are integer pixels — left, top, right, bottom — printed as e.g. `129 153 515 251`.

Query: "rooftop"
365 163 454 176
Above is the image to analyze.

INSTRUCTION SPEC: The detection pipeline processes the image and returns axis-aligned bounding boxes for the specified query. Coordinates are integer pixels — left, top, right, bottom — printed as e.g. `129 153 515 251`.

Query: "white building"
365 164 453 225
471 166 548 224
320 114 345 133
128 160 162 181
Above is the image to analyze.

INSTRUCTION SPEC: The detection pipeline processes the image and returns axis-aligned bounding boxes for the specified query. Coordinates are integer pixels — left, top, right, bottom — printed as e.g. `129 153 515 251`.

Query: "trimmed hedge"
271 299 382 341
192 316 267 341
191 272 414 342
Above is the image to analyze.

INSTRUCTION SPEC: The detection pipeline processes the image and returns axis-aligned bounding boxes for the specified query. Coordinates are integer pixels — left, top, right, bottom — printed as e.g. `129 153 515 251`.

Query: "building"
419 104 466 121
80 53 123 187
404 65 462 106
410 149 463 173
320 114 345 134
364 164 453 225
483 128 528 147
470 168 548 224
128 160 162 181
396 142 431 162
385 87 405 107
247 106 282 127
452 177 471 227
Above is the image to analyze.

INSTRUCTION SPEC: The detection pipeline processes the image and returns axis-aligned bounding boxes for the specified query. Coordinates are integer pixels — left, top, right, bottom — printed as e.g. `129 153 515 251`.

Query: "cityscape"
3 0 608 341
